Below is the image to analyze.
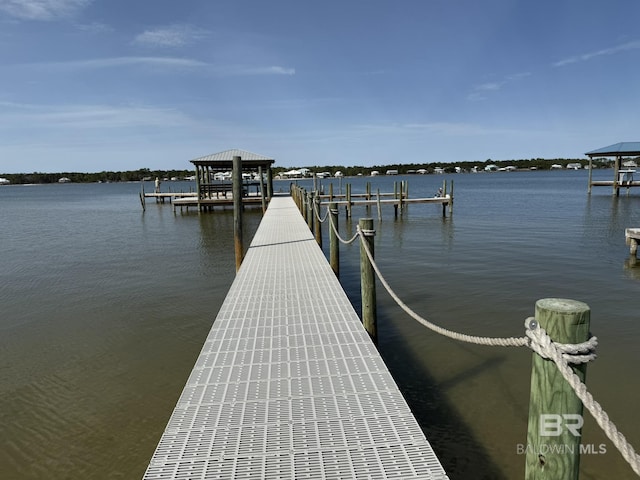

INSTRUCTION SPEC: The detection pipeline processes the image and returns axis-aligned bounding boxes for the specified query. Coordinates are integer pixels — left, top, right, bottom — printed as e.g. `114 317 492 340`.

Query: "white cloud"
554 40 640 67
14 56 209 70
134 24 209 48
74 21 111 33
0 101 195 129
221 65 295 76
468 71 531 101
0 0 91 20
11 56 295 76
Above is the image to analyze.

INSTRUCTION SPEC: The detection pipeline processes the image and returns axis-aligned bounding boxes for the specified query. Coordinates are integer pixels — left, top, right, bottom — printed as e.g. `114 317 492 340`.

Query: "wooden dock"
626 228 640 256
172 195 265 211
144 195 449 479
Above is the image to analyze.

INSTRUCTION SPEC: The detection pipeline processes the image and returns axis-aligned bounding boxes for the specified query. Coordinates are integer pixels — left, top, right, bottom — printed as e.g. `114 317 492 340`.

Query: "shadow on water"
375 302 510 480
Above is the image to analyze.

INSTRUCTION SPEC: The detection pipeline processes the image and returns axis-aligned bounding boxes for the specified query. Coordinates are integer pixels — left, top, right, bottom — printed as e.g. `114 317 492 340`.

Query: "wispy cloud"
11 56 295 76
74 21 112 33
14 56 210 70
554 40 640 67
468 71 531 101
0 101 194 129
223 65 295 76
133 24 209 48
0 0 91 20
352 121 525 137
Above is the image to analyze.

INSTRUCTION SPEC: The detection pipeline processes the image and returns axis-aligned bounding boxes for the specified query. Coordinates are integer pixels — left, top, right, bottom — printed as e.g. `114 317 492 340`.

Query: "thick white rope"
327 208 359 245
526 321 640 476
356 224 528 347
313 200 330 223
356 226 640 476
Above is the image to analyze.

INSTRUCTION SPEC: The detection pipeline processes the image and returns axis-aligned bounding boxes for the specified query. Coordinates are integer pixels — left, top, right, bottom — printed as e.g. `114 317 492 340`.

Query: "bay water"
1 169 638 479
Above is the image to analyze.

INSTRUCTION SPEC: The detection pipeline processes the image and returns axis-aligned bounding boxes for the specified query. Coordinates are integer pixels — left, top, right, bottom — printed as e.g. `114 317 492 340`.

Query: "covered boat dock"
175 149 276 211
586 142 640 195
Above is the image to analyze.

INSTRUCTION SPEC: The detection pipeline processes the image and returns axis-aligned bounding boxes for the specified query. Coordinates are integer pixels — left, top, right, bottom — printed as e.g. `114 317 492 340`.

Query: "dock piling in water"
359 218 377 344
525 298 590 480
233 155 244 271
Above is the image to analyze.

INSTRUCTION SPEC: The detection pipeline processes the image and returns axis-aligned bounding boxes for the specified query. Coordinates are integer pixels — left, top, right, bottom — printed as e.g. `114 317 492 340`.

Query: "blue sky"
1 0 639 173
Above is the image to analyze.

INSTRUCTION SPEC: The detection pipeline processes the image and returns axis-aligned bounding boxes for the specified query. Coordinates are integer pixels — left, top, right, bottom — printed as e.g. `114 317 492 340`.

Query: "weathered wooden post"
306 191 313 230
376 188 382 220
329 182 334 202
449 180 454 215
232 155 244 271
266 166 273 199
442 180 448 218
525 298 590 480
329 202 339 276
346 183 352 218
366 181 371 214
258 166 266 214
359 218 377 343
314 192 322 248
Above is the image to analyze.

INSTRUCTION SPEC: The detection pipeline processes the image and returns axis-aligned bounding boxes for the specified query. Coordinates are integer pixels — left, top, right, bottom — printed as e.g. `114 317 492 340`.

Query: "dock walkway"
144 195 448 479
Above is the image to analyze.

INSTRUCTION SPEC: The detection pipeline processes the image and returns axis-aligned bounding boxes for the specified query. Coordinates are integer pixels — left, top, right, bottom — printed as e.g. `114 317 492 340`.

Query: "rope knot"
524 317 597 365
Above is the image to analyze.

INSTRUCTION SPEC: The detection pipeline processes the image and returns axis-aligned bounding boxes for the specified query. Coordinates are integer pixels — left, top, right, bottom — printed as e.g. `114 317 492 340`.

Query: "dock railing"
291 182 640 479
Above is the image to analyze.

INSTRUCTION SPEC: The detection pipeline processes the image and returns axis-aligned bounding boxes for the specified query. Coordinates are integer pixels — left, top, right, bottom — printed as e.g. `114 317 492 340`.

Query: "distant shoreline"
0 157 617 185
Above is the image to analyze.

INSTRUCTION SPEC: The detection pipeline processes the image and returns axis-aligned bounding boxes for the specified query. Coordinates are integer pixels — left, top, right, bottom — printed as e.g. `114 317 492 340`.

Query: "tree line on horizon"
0 158 616 184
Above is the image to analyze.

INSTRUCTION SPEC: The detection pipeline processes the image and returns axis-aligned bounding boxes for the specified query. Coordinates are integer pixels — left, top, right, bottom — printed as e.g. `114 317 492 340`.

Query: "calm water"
1 170 638 479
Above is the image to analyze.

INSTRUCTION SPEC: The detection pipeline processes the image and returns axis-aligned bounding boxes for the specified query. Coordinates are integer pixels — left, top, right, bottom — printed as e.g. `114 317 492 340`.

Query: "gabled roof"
191 149 274 162
585 142 640 157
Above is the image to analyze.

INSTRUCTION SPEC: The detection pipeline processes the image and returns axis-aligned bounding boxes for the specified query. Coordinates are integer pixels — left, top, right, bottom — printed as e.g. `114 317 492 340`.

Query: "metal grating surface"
144 196 449 479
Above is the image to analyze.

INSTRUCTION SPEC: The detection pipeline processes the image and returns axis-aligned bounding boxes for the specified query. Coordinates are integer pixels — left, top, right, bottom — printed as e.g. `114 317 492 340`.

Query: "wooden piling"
525 298 590 480
314 193 322 248
376 188 382 220
140 184 146 211
346 183 352 218
259 166 266 214
232 155 244 272
329 202 339 277
306 191 313 230
359 218 377 343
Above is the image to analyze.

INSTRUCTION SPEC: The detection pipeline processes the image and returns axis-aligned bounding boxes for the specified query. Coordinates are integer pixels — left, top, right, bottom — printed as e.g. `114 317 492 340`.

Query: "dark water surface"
1 170 638 479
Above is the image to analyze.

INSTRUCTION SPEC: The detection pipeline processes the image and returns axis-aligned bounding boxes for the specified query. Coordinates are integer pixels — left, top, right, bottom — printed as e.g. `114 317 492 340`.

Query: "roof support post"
267 166 273 199
233 156 244 271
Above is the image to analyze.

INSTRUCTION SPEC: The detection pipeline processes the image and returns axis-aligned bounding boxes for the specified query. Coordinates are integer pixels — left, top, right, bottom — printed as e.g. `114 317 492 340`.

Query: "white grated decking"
144 196 449 480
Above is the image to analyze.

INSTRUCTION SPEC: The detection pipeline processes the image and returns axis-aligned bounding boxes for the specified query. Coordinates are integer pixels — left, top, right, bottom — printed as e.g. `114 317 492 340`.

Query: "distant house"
434 167 445 174
0 177 9 185
484 164 498 172
58 177 71 183
566 163 582 170
550 164 563 170
385 169 399 175
416 169 427 174
281 169 302 178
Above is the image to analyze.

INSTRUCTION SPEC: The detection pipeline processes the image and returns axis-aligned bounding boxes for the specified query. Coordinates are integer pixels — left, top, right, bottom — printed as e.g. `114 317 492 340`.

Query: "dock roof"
585 142 640 157
190 149 275 169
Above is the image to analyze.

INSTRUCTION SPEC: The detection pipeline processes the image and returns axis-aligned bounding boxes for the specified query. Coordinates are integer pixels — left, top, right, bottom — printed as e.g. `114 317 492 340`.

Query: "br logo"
539 414 583 437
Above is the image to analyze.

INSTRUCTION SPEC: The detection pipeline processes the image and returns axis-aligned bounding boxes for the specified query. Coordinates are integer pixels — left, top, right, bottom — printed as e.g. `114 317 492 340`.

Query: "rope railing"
352 223 640 477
